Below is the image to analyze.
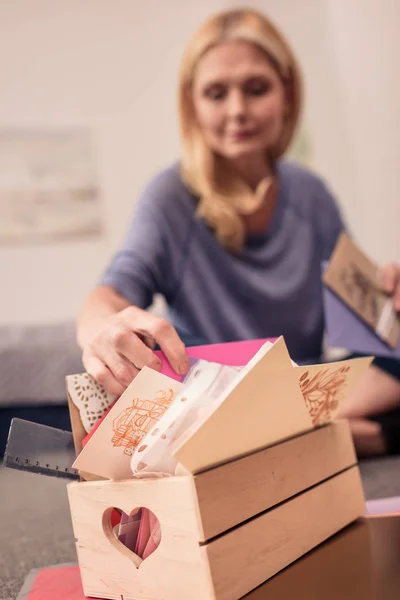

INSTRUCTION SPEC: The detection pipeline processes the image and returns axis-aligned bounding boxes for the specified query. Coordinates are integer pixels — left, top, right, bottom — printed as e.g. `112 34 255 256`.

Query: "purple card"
365 496 400 515
323 286 400 359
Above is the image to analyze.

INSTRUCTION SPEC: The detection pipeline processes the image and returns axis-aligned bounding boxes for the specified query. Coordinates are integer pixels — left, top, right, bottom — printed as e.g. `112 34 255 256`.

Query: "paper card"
294 357 372 426
323 233 400 348
66 339 271 455
80 357 222 456
142 510 162 559
130 358 246 477
72 367 182 480
365 496 400 516
154 338 272 381
71 338 372 480
173 337 314 474
135 507 151 558
173 338 372 475
67 390 88 456
117 509 142 551
323 285 400 359
18 565 85 600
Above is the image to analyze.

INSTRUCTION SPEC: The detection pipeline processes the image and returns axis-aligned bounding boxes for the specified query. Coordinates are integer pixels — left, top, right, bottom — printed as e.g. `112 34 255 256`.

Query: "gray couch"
0 322 83 455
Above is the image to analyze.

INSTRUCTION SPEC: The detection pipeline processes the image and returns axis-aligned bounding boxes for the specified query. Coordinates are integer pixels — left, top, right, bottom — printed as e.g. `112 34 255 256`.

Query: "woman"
77 8 400 455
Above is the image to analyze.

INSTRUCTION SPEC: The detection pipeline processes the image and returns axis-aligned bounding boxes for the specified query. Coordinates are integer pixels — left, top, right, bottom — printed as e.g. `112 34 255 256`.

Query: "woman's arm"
77 285 131 348
76 169 191 394
77 285 189 395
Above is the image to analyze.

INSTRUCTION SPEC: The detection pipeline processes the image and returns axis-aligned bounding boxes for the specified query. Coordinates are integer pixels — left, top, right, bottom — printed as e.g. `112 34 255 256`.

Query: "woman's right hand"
81 306 189 395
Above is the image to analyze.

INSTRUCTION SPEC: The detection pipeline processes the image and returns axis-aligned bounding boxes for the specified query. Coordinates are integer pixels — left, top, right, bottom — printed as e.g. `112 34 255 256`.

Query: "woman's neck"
230 152 273 191
242 177 278 235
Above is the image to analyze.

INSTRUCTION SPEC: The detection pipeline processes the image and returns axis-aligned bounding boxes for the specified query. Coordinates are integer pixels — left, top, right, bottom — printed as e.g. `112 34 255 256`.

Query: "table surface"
1 456 400 600
245 516 400 599
13 516 400 600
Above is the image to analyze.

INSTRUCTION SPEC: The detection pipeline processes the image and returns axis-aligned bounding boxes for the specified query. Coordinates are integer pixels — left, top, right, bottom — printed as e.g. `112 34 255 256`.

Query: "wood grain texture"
67 390 86 456
68 427 363 600
67 476 213 600
203 466 365 600
193 420 357 542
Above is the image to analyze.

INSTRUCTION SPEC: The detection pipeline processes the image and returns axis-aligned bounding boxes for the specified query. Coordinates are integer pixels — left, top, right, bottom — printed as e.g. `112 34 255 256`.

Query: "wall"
249 0 400 261
0 0 229 324
324 0 400 261
0 0 399 325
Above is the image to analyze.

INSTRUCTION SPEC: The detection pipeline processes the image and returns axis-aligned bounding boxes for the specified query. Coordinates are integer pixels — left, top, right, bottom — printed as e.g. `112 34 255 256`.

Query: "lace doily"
66 372 117 433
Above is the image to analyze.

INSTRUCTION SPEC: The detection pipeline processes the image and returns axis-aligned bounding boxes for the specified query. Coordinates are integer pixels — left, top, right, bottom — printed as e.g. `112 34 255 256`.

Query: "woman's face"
192 41 288 161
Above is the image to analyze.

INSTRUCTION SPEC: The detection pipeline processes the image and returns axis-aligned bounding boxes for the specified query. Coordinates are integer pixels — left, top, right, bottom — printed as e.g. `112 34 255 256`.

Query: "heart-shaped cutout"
102 507 161 568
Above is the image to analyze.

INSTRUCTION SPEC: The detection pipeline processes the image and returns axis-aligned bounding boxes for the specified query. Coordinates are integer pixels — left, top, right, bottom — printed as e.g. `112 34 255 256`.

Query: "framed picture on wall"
0 129 103 244
287 128 313 168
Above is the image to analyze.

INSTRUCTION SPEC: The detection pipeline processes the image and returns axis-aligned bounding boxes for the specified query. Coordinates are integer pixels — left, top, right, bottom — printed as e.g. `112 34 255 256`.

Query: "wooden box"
68 419 364 600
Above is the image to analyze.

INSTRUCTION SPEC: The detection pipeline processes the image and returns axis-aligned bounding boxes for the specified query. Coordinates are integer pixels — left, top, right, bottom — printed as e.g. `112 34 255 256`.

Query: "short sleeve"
313 179 346 262
100 167 191 308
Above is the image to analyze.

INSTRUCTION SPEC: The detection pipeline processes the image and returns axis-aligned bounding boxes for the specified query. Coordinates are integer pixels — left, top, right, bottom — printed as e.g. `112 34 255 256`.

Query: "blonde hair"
178 8 303 251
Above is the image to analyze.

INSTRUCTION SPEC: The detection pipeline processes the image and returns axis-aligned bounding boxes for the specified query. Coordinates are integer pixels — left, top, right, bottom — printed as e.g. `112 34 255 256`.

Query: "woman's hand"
380 262 400 311
81 306 189 395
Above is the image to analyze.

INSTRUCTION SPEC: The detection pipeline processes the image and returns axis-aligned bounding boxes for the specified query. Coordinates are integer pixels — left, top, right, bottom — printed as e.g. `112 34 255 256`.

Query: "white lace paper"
66 372 117 433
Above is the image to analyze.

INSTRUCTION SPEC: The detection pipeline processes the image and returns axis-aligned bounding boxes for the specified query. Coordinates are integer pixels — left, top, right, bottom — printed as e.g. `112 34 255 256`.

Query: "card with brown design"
323 233 400 348
171 339 372 475
294 357 372 427
72 367 183 480
70 338 372 480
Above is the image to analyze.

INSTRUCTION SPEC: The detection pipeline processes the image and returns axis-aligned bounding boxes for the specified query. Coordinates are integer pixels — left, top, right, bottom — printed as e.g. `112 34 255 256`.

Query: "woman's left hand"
381 262 400 311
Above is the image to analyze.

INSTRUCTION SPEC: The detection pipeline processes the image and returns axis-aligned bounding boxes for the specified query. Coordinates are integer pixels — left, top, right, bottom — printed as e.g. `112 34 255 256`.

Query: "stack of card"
115 508 161 559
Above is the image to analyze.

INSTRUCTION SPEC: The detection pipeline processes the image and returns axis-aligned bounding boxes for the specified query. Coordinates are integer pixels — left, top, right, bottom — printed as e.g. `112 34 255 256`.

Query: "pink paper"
142 510 161 559
135 507 151 558
155 338 273 381
28 566 84 599
118 509 142 551
365 496 400 515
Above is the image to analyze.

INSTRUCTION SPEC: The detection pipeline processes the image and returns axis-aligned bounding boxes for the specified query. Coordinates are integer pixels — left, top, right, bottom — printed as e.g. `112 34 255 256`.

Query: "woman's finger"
149 317 189 375
100 342 140 388
380 262 399 294
111 326 162 371
394 285 400 312
82 352 126 396
121 307 189 375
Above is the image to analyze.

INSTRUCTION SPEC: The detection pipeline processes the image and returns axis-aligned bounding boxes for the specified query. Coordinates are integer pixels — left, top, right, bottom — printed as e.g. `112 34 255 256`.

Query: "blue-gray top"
101 161 344 363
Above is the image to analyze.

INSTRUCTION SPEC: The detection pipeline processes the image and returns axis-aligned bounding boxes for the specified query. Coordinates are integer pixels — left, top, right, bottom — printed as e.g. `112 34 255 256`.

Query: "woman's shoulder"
277 160 339 214
277 160 345 250
140 162 196 212
277 160 330 195
131 163 198 241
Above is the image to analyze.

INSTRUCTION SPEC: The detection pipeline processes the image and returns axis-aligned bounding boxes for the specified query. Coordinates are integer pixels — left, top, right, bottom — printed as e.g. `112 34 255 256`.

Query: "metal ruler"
3 418 79 480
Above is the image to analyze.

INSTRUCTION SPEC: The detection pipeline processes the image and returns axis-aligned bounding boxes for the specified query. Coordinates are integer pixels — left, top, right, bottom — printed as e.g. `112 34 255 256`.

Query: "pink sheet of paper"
118 509 142 551
142 510 161 559
155 338 273 381
135 507 151 558
27 565 84 599
365 496 400 516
